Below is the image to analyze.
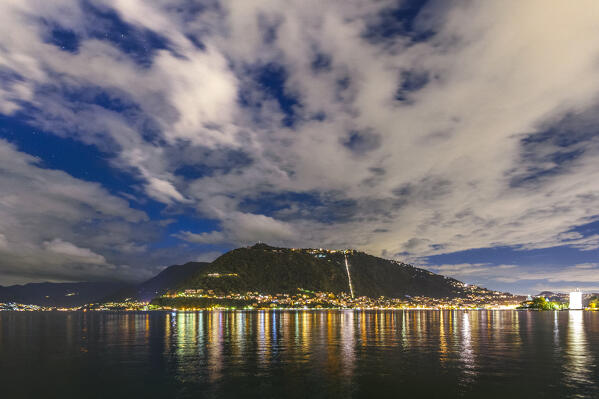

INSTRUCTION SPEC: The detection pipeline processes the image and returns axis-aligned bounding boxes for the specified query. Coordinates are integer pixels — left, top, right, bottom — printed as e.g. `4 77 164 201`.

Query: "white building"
569 291 583 310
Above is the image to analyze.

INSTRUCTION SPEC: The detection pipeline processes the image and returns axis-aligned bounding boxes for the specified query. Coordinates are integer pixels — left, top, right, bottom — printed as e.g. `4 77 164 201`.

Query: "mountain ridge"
0 282 132 307
177 243 500 299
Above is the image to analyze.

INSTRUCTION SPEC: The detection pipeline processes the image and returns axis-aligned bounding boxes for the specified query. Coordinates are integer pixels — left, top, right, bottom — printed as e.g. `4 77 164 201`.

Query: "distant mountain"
178 243 496 299
0 282 132 307
0 262 211 306
116 262 210 301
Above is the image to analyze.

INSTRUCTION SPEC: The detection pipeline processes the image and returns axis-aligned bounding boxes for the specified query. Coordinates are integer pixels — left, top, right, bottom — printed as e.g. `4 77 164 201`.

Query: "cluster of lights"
152 288 523 311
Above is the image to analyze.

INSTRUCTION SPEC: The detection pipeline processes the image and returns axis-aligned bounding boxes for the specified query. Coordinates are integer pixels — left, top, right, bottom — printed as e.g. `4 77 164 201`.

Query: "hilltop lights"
569 291 583 310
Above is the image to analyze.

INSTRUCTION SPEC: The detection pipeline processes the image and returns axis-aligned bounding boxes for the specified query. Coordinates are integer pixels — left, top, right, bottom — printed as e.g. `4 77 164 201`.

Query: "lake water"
0 310 598 398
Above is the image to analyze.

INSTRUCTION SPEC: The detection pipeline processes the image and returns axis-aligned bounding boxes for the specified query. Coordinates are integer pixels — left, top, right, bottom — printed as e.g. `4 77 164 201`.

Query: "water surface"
1 310 598 398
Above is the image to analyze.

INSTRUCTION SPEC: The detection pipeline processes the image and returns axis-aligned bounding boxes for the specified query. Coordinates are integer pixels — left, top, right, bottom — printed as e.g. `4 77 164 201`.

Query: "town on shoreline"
2 290 598 312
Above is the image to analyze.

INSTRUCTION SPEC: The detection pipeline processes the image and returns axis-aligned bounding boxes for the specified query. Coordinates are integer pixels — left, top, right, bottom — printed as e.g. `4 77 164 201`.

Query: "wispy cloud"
1 1 599 285
425 261 599 294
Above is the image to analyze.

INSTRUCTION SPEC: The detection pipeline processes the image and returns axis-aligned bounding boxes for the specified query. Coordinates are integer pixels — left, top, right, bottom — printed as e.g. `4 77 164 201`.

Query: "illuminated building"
569 291 583 310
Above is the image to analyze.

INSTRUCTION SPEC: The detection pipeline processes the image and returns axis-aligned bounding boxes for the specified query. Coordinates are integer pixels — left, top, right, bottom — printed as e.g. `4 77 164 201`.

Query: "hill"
0 282 132 307
178 243 495 299
0 263 210 306
103 261 211 302
128 262 210 301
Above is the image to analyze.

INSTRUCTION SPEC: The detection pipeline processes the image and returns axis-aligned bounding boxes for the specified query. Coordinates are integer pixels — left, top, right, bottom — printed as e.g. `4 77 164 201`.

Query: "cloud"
2 0 599 288
425 263 518 281
43 239 107 264
145 177 188 204
426 262 599 291
178 212 297 246
494 263 599 284
194 251 223 263
0 139 153 283
224 212 298 244
176 230 227 245
178 0 599 259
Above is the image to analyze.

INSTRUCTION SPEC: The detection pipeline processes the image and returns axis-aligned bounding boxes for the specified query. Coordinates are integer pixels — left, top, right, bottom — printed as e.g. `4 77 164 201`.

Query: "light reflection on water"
459 311 476 384
565 311 593 395
0 310 598 399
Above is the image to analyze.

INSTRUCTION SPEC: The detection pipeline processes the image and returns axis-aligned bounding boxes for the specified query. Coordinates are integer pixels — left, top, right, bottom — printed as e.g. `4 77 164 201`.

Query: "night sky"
1 0 599 294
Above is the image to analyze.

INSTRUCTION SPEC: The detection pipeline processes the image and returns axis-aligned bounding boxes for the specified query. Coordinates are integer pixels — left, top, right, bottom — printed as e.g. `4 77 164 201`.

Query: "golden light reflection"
231 312 244 359
144 313 149 341
207 311 223 382
301 311 311 353
439 310 448 364
324 311 339 374
326 311 334 348
165 312 171 348
263 311 272 362
360 311 367 346
404 311 410 344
